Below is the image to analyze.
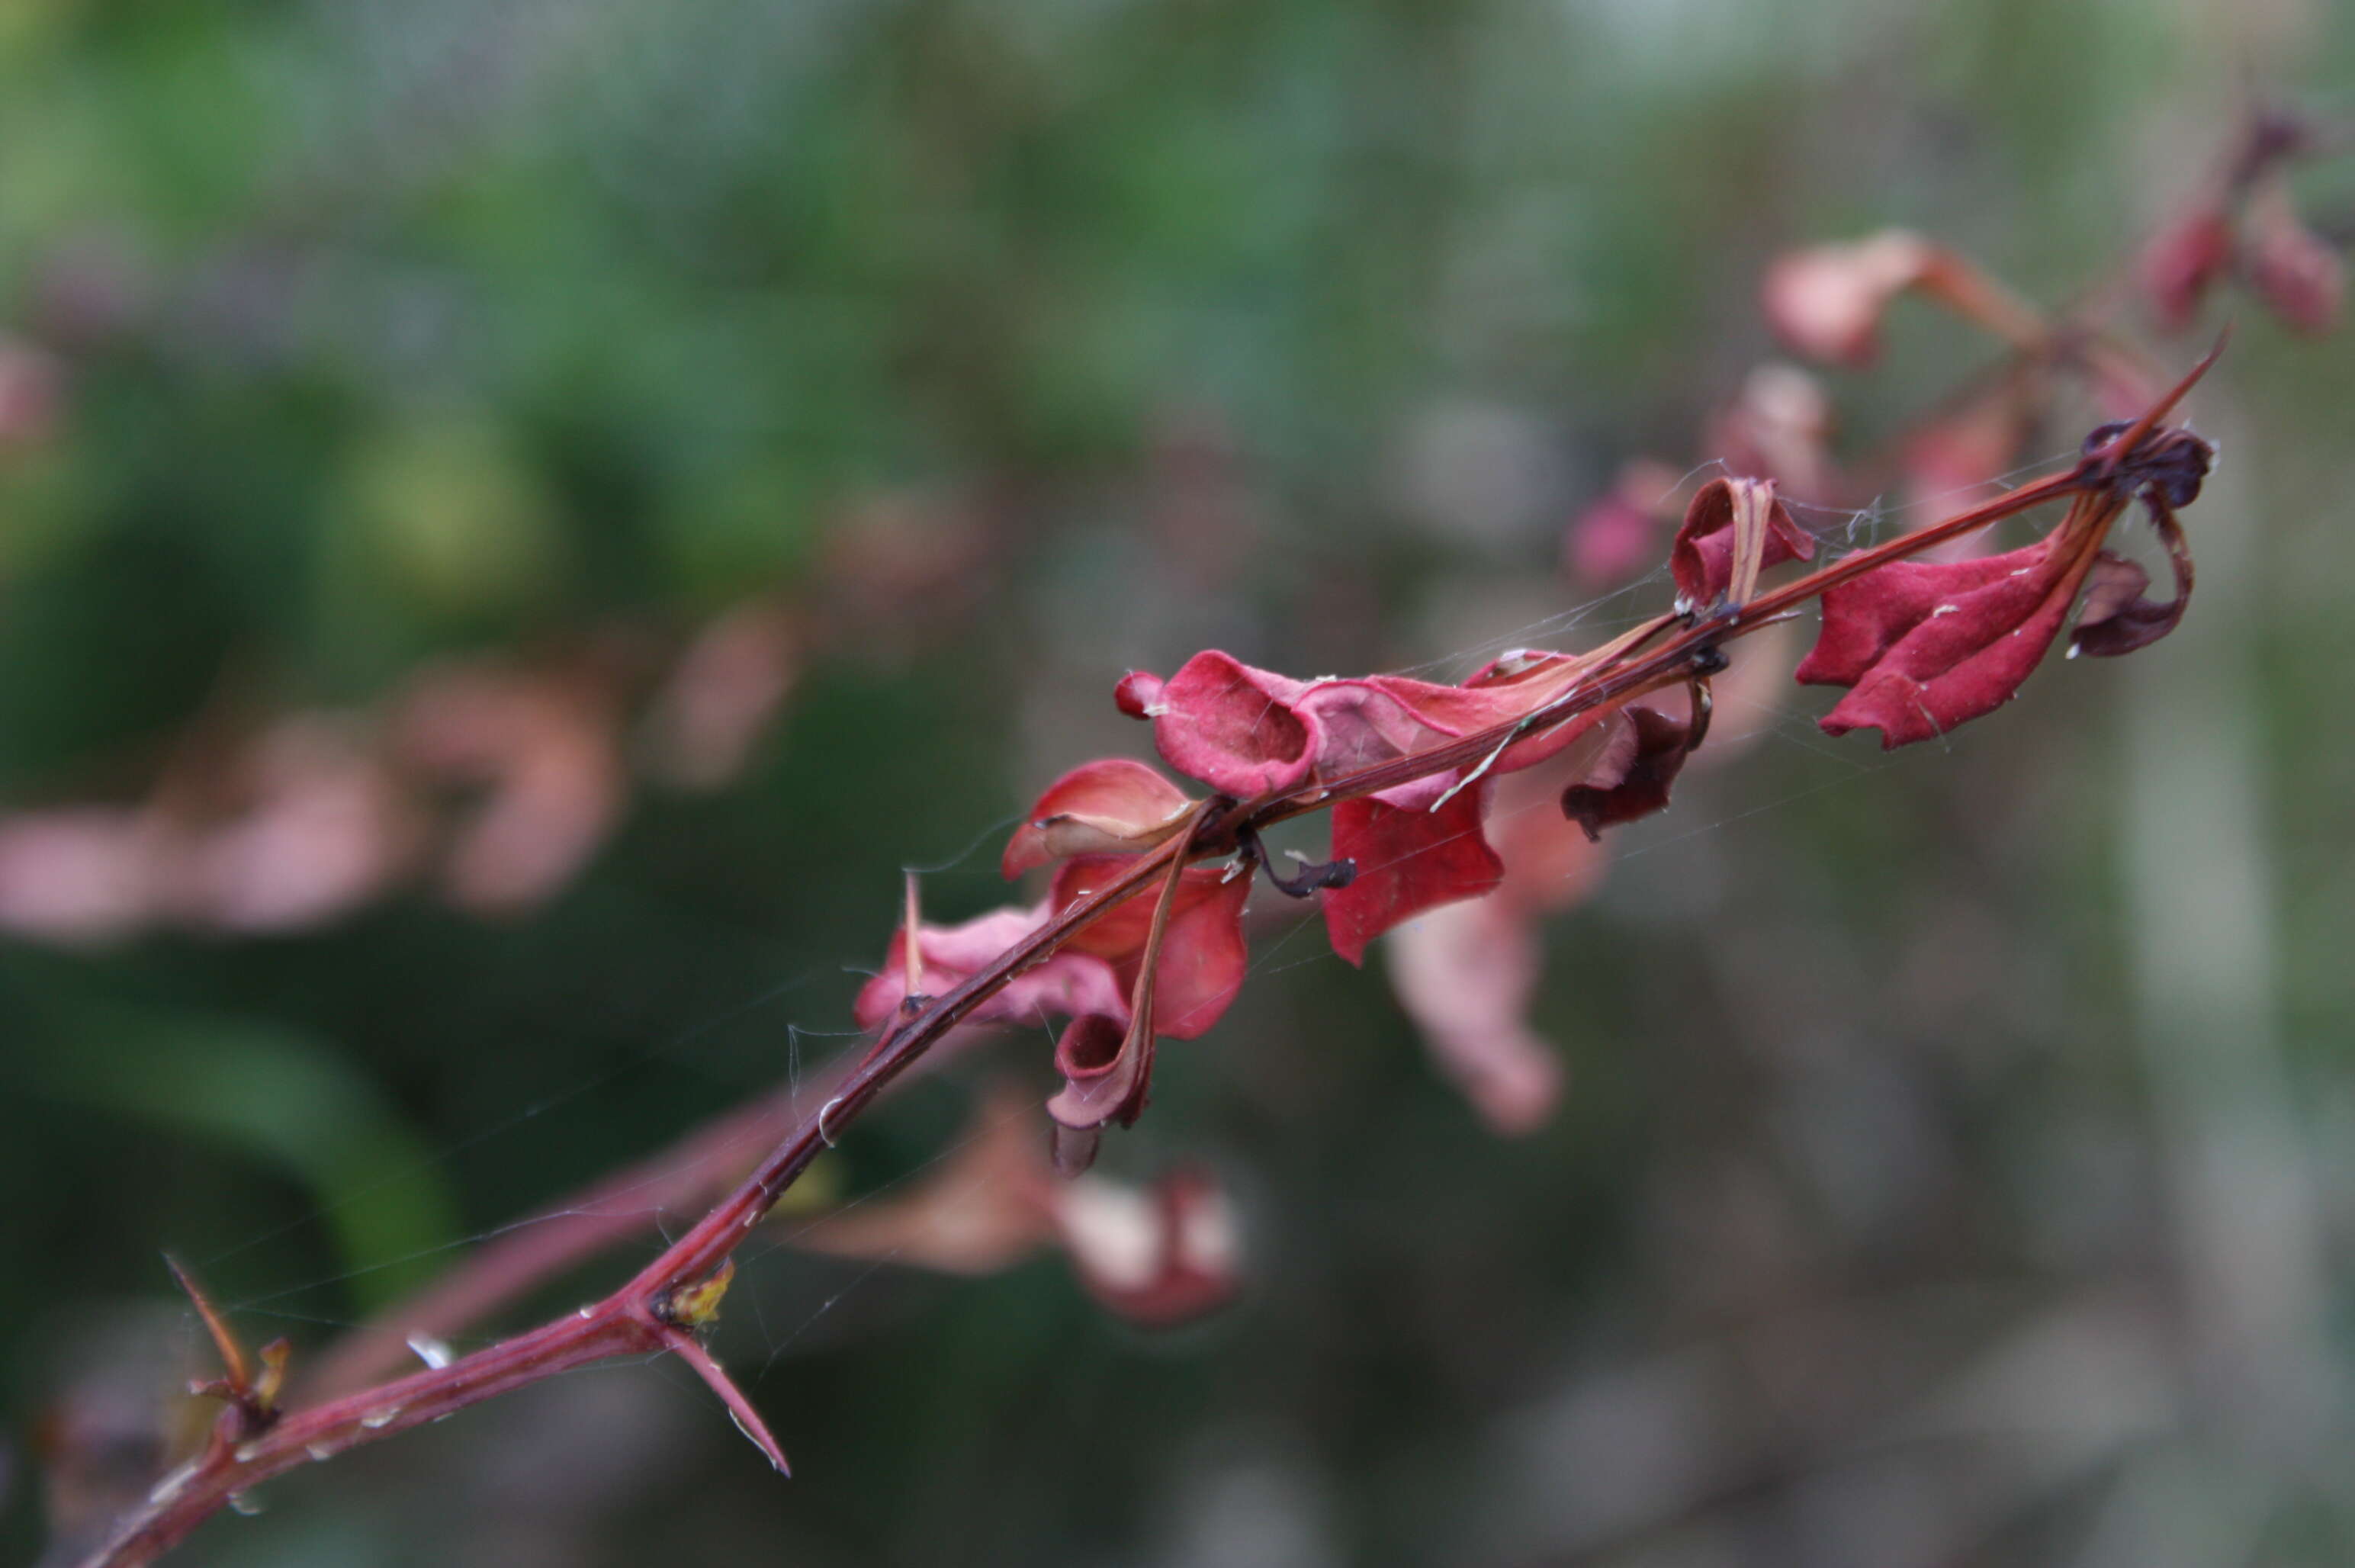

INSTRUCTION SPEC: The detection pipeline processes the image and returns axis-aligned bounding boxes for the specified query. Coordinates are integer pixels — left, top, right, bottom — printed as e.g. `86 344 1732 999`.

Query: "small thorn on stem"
165 1255 251 1398
166 1255 284 1433
902 871 924 998
662 1327 791 1477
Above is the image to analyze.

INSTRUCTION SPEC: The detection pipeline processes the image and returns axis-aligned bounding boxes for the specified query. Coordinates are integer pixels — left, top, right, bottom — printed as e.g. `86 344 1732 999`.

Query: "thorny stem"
76 368 2215 1568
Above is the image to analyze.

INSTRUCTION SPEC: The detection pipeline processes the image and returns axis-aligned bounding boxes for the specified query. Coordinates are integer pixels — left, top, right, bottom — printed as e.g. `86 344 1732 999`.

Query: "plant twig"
74 390 2215 1568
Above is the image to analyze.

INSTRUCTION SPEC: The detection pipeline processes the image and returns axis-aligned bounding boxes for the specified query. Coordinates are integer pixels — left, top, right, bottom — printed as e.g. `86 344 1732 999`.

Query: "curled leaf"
1709 365 1838 503
791 1088 1242 1327
1002 759 1195 878
1140 651 1318 797
1113 669 1165 719
2070 506 2194 659
1670 477 1812 612
1046 1011 1149 1132
1560 703 1695 841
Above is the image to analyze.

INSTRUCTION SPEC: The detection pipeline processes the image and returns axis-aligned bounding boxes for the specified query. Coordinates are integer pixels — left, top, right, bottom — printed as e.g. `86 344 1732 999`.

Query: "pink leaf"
2138 204 2236 333
793 1088 1061 1274
1142 651 1318 797
1113 669 1165 719
1001 759 1195 878
1562 460 1679 589
1383 894 1563 1135
1761 230 1937 365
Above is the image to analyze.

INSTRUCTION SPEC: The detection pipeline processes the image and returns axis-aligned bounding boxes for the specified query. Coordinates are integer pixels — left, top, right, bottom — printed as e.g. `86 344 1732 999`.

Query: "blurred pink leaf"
641 599 800 791
393 663 625 914
0 808 165 946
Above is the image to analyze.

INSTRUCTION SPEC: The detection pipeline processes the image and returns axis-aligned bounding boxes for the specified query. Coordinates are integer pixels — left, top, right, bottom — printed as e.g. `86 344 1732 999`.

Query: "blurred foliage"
4 2 2354 1566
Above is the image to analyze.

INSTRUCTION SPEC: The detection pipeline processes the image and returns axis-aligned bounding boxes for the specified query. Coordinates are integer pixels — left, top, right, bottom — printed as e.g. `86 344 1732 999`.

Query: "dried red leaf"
1560 704 1694 841
1901 380 2037 532
1765 230 2045 361
393 663 625 914
1795 499 2115 748
1670 477 1813 611
2070 506 2194 659
1319 782 1504 967
0 808 165 946
794 1090 1060 1274
1001 759 1195 878
177 716 423 934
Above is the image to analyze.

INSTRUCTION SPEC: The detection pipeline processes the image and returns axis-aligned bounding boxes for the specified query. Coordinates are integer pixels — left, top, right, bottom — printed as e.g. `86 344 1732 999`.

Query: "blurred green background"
5 1 2353 1564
